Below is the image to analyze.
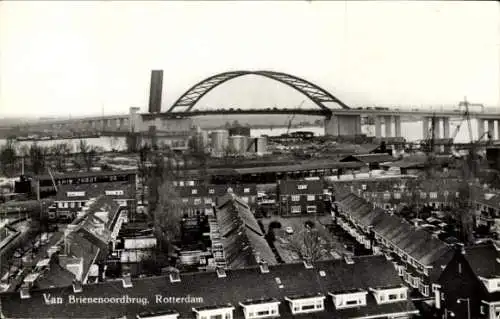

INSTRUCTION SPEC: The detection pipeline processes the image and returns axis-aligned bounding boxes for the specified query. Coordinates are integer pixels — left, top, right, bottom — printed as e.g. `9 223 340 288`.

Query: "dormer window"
67 191 85 197
193 305 234 319
239 299 280 319
105 190 124 196
169 272 181 283
370 286 408 304
136 310 179 319
298 184 308 190
285 295 325 314
329 291 368 309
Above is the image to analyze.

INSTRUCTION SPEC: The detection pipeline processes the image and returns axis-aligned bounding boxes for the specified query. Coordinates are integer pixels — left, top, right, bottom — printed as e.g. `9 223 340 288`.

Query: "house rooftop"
0 255 418 319
55 181 135 202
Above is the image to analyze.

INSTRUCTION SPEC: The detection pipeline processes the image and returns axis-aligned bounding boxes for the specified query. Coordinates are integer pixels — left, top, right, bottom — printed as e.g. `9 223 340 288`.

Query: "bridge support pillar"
324 115 361 136
422 117 430 139
374 116 382 138
488 120 495 140
496 120 500 140
394 116 401 138
443 117 450 139
478 119 485 140
433 118 441 138
384 116 392 137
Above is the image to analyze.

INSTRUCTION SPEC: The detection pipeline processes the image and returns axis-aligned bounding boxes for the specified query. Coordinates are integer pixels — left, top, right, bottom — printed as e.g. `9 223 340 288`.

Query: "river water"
0 119 489 152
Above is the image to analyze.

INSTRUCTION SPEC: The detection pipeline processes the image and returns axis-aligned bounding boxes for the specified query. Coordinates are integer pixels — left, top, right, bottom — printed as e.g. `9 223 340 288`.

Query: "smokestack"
148 70 163 113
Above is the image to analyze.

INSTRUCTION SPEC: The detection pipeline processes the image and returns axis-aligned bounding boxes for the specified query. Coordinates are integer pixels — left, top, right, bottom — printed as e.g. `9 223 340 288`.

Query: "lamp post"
457 298 470 319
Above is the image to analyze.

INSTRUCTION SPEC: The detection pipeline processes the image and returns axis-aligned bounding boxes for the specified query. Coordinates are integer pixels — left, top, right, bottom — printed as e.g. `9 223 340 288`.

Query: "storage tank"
211 130 229 154
255 136 268 155
228 135 248 155
192 130 208 153
228 126 251 137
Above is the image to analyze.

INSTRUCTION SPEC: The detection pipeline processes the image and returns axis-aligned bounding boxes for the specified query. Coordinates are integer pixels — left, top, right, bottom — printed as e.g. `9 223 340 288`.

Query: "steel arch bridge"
166 70 350 113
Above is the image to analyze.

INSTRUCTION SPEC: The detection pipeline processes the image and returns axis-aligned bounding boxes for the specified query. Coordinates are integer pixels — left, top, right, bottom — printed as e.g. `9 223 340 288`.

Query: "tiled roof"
464 243 500 278
0 256 418 319
216 196 276 268
336 193 452 267
234 161 364 175
35 169 137 181
340 154 394 164
55 182 135 201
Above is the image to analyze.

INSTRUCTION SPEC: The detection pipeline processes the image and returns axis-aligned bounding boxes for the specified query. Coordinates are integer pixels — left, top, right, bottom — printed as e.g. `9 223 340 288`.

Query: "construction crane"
285 100 305 136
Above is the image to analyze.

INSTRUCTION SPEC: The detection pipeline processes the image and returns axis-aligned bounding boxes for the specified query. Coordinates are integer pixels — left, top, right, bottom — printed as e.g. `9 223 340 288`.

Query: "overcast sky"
0 1 499 118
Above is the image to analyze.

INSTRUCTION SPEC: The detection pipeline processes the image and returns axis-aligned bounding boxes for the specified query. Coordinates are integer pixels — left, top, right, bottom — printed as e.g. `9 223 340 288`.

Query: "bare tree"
29 143 46 175
455 182 475 244
79 140 99 171
0 138 17 176
50 143 71 172
285 229 326 263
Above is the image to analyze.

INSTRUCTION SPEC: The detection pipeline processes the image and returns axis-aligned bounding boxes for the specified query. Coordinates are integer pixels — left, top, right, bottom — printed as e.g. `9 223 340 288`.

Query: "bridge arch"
166 70 350 112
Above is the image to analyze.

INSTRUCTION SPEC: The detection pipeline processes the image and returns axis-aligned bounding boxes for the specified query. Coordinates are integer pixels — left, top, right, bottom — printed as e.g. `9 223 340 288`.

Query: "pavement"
0 227 64 292
261 215 352 263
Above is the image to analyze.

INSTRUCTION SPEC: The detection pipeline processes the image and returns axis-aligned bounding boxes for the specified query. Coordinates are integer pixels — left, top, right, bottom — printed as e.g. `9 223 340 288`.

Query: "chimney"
259 262 269 274
122 273 133 288
72 280 83 293
20 283 31 299
148 70 163 113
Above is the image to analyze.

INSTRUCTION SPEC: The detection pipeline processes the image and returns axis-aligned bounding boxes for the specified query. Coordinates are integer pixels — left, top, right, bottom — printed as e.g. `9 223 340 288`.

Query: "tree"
455 182 475 244
285 229 326 263
29 143 46 175
79 140 99 171
50 143 71 172
151 173 186 253
0 138 17 176
138 144 151 203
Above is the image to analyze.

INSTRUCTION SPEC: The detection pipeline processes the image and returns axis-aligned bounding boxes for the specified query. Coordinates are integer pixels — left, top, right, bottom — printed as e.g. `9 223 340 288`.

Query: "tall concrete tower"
148 70 163 113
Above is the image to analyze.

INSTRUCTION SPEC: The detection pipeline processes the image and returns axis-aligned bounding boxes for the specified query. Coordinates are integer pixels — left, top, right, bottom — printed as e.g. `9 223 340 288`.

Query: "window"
298 184 308 190
105 190 124 196
244 188 250 193
291 206 301 214
291 195 300 202
205 198 212 204
70 202 75 208
192 189 198 195
240 302 280 318
306 206 317 213
388 294 398 300
182 198 188 203
394 192 401 199
209 189 215 194
307 195 315 201
194 198 201 205
188 181 195 186
67 191 85 197
420 192 427 199
430 192 437 199
241 197 249 203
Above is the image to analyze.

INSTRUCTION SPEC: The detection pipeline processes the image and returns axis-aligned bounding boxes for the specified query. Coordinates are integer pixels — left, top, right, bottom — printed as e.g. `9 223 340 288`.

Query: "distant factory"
189 123 268 158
